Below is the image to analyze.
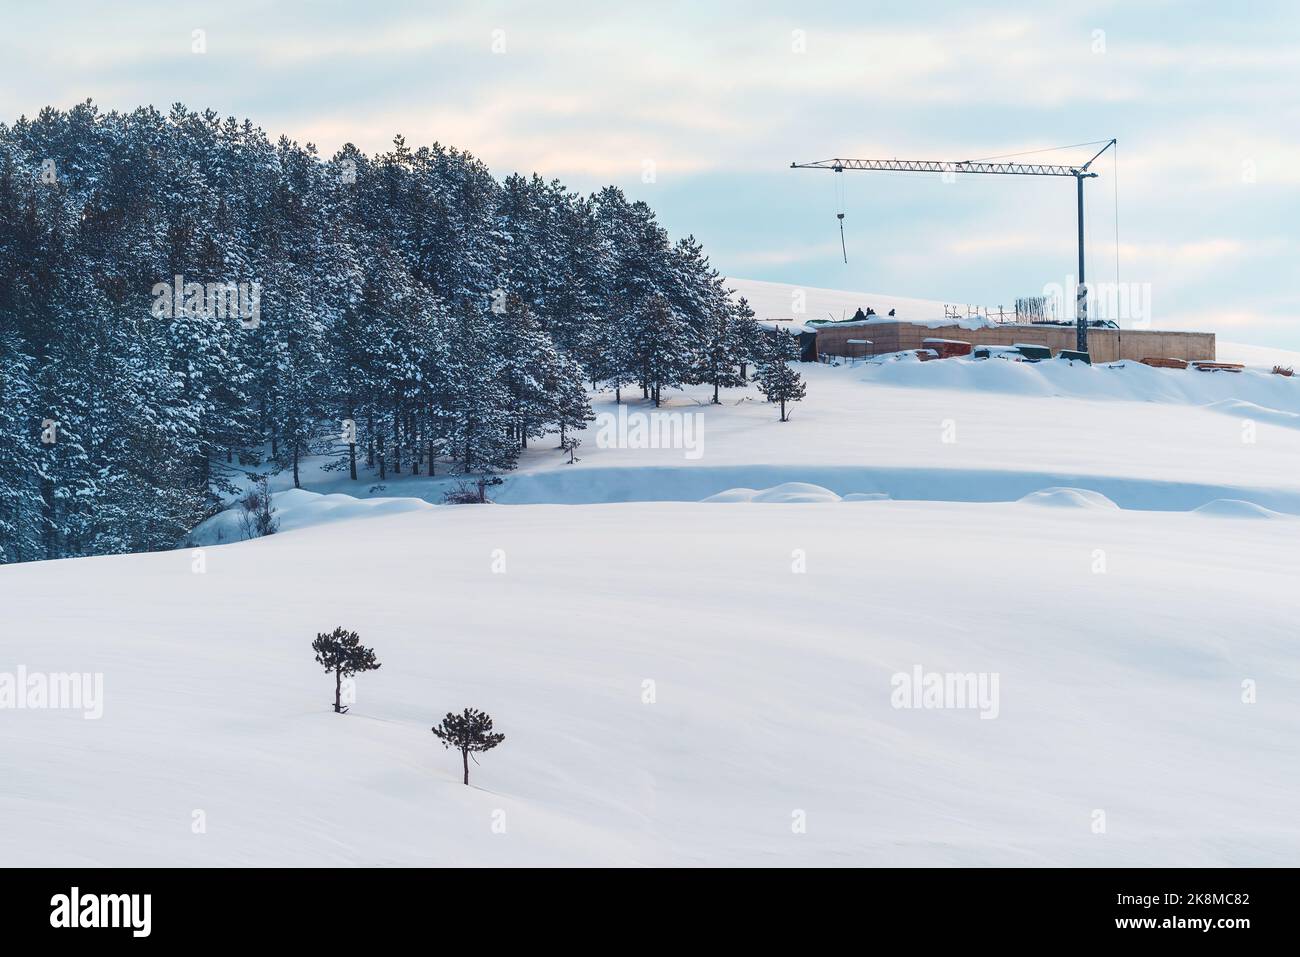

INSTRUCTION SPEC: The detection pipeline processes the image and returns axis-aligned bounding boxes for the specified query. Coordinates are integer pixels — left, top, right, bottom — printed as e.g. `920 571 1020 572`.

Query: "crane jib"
791 159 1095 177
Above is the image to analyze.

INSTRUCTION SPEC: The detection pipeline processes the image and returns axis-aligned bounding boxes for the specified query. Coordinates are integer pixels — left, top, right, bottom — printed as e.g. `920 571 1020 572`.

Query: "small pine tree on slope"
431 708 505 785
311 627 382 714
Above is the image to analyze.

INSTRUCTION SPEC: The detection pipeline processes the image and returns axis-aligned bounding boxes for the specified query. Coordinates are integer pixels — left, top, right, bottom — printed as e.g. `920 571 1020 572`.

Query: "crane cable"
835 168 847 263
1112 142 1120 290
967 139 1114 163
1082 143 1121 321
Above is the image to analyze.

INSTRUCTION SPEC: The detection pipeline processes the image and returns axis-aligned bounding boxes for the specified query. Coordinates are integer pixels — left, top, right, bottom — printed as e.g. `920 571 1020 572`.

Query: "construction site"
785 140 1221 367
807 315 1216 364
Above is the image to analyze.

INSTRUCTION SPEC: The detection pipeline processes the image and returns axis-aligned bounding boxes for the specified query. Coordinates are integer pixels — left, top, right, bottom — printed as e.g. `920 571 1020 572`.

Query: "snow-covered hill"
191 354 1300 525
6 334 1300 866
5 493 1300 866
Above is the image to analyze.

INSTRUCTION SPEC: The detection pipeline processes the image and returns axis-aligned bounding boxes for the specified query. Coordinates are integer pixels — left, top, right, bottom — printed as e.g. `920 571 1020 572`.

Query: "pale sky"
3 1 1297 345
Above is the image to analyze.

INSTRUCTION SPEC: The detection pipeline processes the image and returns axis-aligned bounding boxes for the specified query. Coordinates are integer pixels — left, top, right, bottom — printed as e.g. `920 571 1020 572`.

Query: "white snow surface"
6 498 1299 866
7 331 1300 866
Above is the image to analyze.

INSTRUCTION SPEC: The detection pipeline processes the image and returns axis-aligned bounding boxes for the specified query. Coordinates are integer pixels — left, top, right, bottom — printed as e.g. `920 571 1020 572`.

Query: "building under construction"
809 317 1215 364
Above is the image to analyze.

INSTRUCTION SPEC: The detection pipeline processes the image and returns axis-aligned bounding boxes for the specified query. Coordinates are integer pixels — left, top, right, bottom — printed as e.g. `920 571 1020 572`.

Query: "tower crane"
791 139 1116 352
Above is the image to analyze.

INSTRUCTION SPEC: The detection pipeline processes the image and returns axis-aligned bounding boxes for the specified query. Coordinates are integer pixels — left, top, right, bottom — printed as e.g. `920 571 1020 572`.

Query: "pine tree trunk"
292 443 300 488
40 475 57 559
462 747 469 785
349 442 357 481
197 450 211 503
334 666 342 713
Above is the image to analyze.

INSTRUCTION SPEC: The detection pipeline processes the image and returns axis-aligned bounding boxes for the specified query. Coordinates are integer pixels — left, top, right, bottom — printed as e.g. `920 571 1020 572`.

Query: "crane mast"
791 140 1116 352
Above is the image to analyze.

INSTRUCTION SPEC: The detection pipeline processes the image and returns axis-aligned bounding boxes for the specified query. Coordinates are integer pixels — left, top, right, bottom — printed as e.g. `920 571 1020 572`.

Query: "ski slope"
5 336 1300 866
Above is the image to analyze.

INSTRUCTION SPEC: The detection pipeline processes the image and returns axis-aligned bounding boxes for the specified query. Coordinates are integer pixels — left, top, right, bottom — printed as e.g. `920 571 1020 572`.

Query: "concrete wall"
812 322 1215 363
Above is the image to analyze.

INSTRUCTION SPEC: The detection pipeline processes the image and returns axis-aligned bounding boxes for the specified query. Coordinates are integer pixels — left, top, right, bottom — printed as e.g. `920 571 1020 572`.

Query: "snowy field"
5 337 1300 866
191 345 1300 523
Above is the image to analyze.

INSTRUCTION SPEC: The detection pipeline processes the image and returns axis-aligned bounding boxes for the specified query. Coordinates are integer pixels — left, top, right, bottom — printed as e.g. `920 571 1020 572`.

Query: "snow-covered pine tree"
444 309 520 478
632 294 695 407
755 329 807 422
550 352 595 446
695 289 751 404
728 295 762 382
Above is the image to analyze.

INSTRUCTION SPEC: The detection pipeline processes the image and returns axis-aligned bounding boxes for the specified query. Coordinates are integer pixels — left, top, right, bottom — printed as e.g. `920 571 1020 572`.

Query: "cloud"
1 0 1296 345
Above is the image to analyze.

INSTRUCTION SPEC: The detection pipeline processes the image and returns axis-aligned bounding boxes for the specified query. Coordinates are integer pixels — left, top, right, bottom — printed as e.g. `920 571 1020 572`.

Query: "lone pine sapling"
311 627 381 714
431 708 505 785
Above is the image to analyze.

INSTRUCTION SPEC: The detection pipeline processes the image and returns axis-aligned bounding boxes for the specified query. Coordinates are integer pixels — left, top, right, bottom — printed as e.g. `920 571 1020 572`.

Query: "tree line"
0 101 803 564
